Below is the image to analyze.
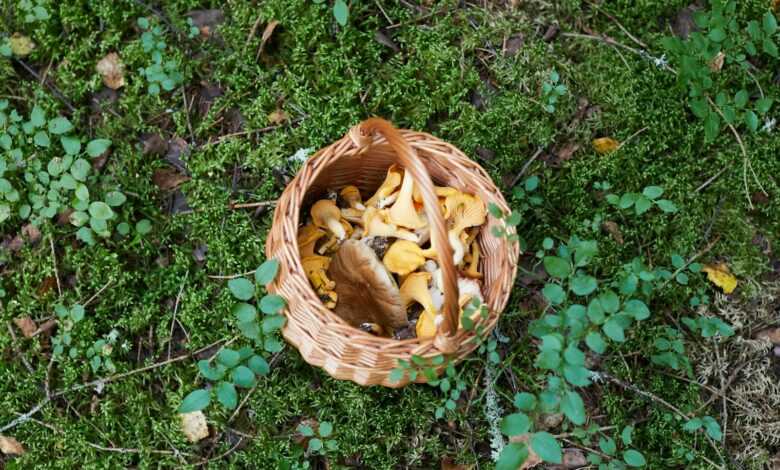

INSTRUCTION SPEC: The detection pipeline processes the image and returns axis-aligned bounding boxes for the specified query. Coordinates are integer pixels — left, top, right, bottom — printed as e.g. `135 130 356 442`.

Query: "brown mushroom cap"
327 240 407 330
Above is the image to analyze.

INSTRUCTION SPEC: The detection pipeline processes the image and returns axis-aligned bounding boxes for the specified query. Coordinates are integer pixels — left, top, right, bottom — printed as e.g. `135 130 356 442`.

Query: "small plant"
52 303 86 359
19 0 50 23
312 0 349 27
85 329 120 374
540 70 567 113
179 259 285 412
185 18 200 39
682 315 735 338
683 415 723 441
605 185 678 215
136 17 185 95
651 326 692 374
297 421 338 455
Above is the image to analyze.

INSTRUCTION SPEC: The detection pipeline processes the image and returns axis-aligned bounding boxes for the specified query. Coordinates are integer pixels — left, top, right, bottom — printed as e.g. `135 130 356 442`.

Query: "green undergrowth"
1 0 778 468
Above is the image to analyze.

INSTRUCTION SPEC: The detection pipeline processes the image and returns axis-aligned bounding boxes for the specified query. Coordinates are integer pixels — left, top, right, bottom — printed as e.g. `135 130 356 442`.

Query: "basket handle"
349 118 461 354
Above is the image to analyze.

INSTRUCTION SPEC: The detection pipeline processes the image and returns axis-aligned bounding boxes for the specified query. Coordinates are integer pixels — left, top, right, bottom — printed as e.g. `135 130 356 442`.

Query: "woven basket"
265 118 519 387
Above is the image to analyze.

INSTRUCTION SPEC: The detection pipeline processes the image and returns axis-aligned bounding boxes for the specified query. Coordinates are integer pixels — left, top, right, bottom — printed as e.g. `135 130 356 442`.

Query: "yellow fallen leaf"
267 108 288 125
0 435 26 456
702 263 737 294
96 52 126 90
179 411 209 443
10 33 35 57
592 137 620 154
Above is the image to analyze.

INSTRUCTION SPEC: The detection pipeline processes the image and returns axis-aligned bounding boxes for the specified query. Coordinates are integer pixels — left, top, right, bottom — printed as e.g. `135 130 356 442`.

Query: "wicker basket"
265 118 519 387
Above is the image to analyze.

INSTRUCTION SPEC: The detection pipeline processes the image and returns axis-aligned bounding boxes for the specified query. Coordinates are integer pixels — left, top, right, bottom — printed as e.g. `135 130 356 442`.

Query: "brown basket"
265 118 519 387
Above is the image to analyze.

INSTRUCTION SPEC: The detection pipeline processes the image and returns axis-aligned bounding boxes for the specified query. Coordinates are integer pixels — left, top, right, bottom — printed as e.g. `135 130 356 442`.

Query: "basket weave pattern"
265 119 519 387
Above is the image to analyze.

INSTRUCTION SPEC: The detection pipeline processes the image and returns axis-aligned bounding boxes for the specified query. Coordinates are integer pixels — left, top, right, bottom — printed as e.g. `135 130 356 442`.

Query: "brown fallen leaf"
670 4 700 39
592 137 620 154
702 262 738 294
441 457 473 470
10 33 35 57
267 108 288 125
756 328 780 344
375 29 400 52
509 433 542 469
153 168 191 191
22 223 41 244
96 52 125 90
774 0 780 11
555 142 580 163
14 316 37 338
709 51 725 72
258 20 279 56
0 435 25 456
602 221 624 244
141 133 168 156
179 411 209 443
504 33 524 56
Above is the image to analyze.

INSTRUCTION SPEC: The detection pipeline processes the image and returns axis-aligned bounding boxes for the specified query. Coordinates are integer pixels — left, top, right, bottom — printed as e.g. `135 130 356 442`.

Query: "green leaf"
247 355 269 376
683 417 703 432
255 259 280 285
216 381 237 410
136 219 152 235
514 392 537 411
30 105 46 127
48 117 73 135
488 202 503 218
543 256 571 278
763 11 778 35
217 348 241 368
233 303 257 323
298 424 315 437
88 201 113 220
500 413 530 436
708 28 726 42
198 360 226 381
137 17 150 29
734 90 749 108
536 350 561 370
231 365 256 388
33 131 50 147
655 199 678 213
228 278 255 301
531 432 562 464
623 449 646 467
642 186 663 199
599 436 617 455
623 299 650 320
542 284 566 305
260 294 286 314
618 193 637 209
587 298 605 324
389 368 405 383
70 305 85 322
745 110 759 132
756 97 773 114
319 421 333 437
61 136 81 155
585 331 607 354
703 416 722 440
703 112 720 142
333 0 348 26
496 443 529 470
560 390 586 425
262 314 286 333
634 196 652 215
603 318 625 342
621 425 634 445
563 364 591 386
178 389 210 413
571 275 598 296
70 159 91 181
263 337 284 353
86 139 112 157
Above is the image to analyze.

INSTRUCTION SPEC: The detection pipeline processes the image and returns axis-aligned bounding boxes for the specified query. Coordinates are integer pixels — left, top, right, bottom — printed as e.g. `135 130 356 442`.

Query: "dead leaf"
756 328 780 344
153 168 191 191
504 33 524 56
0 435 25 456
375 29 399 52
555 142 580 163
508 433 542 469
602 221 624 244
559 448 588 469
441 457 473 470
186 9 224 38
179 411 209 443
542 24 559 42
141 133 168 157
702 263 738 294
709 51 725 72
10 33 35 57
14 316 37 338
671 4 700 39
592 137 620 154
96 52 125 90
21 223 41 244
267 108 288 125
774 0 780 12
259 20 279 56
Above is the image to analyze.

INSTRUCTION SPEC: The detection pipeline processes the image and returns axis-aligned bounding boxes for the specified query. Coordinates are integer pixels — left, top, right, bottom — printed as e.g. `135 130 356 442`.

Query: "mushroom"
340 185 365 210
463 241 483 279
400 272 438 339
297 224 327 257
301 255 336 294
383 240 437 276
413 185 459 204
444 194 486 264
327 240 407 330
388 166 427 229
362 207 418 242
340 207 364 224
311 199 347 240
366 164 403 207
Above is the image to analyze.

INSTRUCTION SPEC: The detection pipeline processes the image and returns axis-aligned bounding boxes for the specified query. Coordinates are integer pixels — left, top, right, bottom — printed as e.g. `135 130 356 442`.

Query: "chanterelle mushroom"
444 193 486 264
400 272 438 339
298 224 327 257
311 199 347 240
362 207 418 242
463 241 482 279
340 186 365 210
388 166 427 229
327 240 407 330
366 164 403 207
302 255 336 294
383 240 437 276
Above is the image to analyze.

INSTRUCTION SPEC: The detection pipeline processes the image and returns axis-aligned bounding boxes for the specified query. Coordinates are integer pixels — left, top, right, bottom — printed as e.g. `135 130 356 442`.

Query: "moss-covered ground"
1 0 778 468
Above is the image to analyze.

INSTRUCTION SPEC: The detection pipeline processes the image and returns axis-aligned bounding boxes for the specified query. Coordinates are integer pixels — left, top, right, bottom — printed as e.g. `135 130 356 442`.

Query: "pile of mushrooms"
297 164 487 340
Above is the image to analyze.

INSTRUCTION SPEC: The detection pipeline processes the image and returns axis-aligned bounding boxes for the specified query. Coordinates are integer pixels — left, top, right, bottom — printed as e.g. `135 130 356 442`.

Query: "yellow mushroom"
400 272 438 339
341 207 364 225
317 220 354 255
383 240 437 276
463 241 483 279
340 186 365 210
311 199 346 240
301 255 336 294
413 185 460 204
297 224 327 258
362 207 418 242
444 194 486 264
366 164 403 207
388 167 427 229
